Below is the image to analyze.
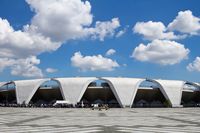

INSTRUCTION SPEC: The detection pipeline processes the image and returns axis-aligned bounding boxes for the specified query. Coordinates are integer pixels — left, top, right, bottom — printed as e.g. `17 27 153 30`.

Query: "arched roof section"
153 79 185 107
53 77 98 105
14 79 49 104
129 78 171 107
101 77 145 107
146 79 170 101
0 81 16 91
0 82 8 88
184 81 200 90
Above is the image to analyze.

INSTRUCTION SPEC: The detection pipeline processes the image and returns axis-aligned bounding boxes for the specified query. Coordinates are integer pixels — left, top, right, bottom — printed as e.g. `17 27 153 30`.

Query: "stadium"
0 77 200 108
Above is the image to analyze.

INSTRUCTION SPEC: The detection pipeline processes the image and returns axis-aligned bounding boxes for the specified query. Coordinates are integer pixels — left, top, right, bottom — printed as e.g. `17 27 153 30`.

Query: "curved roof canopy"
15 79 49 104
101 77 144 107
153 79 185 107
54 77 98 105
0 77 199 107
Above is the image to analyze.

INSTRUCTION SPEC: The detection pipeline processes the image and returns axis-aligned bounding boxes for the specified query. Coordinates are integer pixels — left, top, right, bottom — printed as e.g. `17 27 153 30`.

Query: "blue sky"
0 0 200 82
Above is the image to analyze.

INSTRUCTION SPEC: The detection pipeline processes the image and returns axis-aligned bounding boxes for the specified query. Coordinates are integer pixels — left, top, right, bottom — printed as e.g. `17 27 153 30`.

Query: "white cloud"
132 40 190 65
0 18 60 58
87 18 120 41
116 26 128 38
0 18 59 78
187 57 200 72
26 0 120 42
11 56 43 78
71 51 119 71
0 58 15 72
133 21 185 40
46 68 58 73
116 30 125 38
26 0 92 42
0 0 121 78
106 49 116 56
168 10 200 35
0 56 43 78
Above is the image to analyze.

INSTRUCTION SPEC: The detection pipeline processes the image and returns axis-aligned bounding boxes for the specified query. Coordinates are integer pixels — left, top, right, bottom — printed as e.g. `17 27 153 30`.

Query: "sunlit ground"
0 107 199 132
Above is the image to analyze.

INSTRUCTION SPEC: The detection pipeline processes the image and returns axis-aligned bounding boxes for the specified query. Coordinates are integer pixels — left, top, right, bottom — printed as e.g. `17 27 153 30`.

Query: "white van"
53 100 71 107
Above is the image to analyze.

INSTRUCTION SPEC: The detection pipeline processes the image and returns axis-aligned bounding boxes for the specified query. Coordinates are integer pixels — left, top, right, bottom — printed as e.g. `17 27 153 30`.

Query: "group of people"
0 102 73 108
0 102 111 109
91 103 109 110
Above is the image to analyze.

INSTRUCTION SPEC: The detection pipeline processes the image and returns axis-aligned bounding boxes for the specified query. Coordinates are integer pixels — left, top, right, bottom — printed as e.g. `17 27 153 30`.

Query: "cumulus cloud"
87 18 120 41
26 0 92 42
106 49 116 56
132 11 197 66
0 56 43 78
71 52 119 71
133 10 200 40
0 18 58 77
131 40 190 65
116 30 125 38
133 21 185 40
116 26 128 38
46 68 58 73
0 18 60 58
26 0 120 42
168 10 200 35
0 58 15 72
0 0 121 78
187 57 200 72
10 56 43 78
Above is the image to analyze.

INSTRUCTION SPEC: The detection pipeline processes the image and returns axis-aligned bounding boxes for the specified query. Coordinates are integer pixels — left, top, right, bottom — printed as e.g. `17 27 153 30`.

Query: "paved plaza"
0 107 200 132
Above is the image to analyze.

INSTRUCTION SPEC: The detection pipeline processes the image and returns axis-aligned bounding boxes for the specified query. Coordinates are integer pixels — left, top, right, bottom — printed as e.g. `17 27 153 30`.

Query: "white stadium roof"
0 77 199 107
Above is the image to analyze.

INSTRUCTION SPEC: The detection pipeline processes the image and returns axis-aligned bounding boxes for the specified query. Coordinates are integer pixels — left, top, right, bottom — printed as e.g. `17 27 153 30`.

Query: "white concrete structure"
15 79 49 104
54 77 99 106
153 79 185 107
0 77 200 107
101 77 144 107
131 79 171 107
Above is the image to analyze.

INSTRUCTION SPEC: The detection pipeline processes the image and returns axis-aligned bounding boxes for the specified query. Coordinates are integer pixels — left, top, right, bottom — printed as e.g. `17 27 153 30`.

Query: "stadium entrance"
181 82 200 107
29 80 64 107
132 80 170 108
79 80 120 108
0 82 16 106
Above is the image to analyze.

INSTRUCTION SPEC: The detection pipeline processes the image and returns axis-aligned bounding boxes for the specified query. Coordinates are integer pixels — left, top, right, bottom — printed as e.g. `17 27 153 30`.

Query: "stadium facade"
0 77 200 108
